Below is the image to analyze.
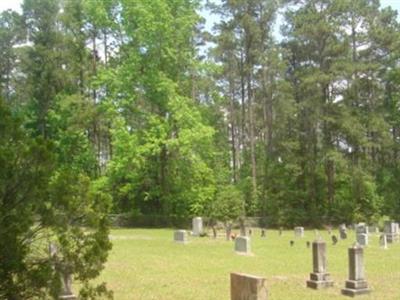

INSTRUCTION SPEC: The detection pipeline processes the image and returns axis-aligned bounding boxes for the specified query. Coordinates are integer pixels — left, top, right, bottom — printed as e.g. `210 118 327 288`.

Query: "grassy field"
96 228 400 299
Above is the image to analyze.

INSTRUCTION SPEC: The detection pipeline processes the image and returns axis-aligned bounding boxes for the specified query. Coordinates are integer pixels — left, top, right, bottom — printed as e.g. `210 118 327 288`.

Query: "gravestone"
341 244 371 297
174 230 188 244
290 240 294 247
384 221 399 243
306 239 334 289
59 272 77 300
356 233 368 247
339 224 347 240
48 244 77 300
356 223 369 235
379 234 387 249
261 229 266 238
294 227 304 238
192 217 203 236
230 272 268 300
235 236 251 255
331 235 338 245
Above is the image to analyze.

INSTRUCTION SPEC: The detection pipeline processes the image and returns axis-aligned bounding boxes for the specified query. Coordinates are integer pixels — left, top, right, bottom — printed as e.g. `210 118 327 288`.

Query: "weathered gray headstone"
174 230 188 244
294 227 304 238
230 272 268 300
384 221 399 243
48 244 77 300
379 234 387 249
59 272 77 300
192 217 203 236
356 233 368 247
356 223 369 235
339 224 347 240
235 236 251 255
306 240 334 289
341 244 371 297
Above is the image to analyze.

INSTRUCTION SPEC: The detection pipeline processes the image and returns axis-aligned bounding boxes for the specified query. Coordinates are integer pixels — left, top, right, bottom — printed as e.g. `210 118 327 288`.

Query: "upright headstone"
192 217 203 236
356 223 369 235
379 234 387 249
230 273 268 300
294 227 304 238
339 224 347 240
235 236 251 255
356 233 368 247
48 244 77 300
341 244 371 297
174 230 188 244
384 221 399 243
306 240 334 289
59 272 77 300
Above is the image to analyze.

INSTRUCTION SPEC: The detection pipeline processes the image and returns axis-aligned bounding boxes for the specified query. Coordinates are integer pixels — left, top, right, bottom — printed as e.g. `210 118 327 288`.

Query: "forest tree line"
2 0 400 233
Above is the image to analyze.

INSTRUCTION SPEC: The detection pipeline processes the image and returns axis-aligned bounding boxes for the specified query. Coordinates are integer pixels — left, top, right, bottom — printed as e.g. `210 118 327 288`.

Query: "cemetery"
94 221 400 299
2 0 400 299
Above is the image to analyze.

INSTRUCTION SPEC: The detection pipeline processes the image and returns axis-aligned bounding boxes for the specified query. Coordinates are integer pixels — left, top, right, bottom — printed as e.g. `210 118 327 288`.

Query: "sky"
1 0 400 34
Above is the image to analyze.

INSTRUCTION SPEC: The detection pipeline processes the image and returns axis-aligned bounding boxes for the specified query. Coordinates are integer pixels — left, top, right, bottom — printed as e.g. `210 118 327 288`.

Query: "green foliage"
207 185 245 223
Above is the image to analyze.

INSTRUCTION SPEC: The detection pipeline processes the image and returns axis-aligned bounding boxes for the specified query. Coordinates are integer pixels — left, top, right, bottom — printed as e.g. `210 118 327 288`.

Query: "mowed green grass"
96 228 400 299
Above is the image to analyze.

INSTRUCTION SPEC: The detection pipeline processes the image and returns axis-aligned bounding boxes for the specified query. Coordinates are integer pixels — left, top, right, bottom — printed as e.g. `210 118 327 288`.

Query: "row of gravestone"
178 218 400 299
229 241 369 300
175 219 400 250
189 217 400 240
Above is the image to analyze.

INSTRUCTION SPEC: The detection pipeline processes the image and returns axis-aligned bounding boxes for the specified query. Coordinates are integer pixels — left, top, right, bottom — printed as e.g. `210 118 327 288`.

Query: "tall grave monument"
341 243 371 297
306 239 334 289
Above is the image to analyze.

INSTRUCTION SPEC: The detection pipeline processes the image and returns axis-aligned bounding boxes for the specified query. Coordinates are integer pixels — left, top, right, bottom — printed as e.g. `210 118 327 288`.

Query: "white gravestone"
192 217 203 236
294 227 304 238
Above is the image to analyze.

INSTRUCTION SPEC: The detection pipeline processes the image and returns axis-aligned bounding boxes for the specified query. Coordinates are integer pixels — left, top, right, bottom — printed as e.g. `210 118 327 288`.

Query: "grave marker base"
59 294 77 300
306 272 334 289
341 280 370 297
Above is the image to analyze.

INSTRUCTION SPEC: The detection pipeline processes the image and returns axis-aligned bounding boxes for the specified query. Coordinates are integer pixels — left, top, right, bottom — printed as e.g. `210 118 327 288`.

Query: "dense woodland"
1 0 400 296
